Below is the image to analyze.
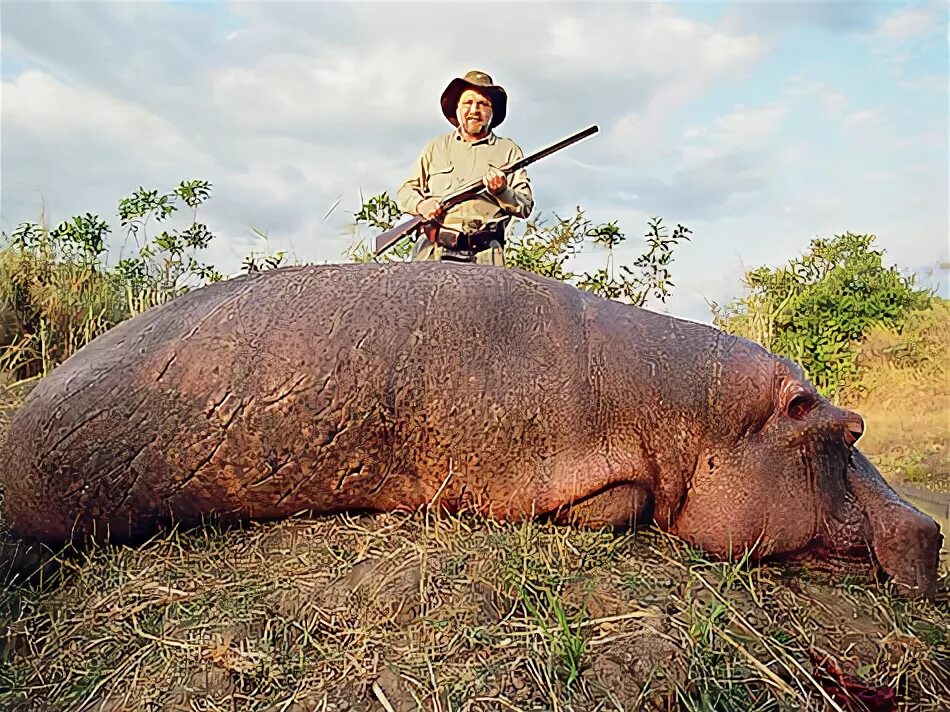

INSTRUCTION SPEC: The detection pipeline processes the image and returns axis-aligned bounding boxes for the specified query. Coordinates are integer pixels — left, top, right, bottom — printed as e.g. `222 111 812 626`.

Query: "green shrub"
0 180 229 380
0 222 131 380
711 233 931 397
348 194 693 308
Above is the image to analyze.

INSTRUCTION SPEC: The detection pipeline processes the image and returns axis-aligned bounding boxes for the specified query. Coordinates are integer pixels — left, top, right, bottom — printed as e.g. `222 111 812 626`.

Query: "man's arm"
490 144 534 219
396 141 434 215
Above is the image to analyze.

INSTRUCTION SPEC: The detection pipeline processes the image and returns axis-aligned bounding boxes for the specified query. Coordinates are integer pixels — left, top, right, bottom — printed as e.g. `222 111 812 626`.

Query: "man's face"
456 88 493 137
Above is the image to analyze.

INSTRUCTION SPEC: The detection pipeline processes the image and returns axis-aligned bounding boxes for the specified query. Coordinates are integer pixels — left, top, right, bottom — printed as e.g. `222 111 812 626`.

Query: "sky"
2 0 947 323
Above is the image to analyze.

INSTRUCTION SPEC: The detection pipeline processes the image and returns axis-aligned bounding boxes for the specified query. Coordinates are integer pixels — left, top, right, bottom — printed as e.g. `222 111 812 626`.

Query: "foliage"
839 298 949 492
347 194 692 308
851 297 950 378
114 180 222 307
354 191 403 231
0 242 129 380
711 232 931 397
503 208 587 281
344 192 414 263
0 180 226 380
241 228 288 273
573 216 692 305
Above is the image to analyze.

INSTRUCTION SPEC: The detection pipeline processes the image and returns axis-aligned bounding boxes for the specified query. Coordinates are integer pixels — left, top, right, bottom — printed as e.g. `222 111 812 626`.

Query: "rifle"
373 124 599 258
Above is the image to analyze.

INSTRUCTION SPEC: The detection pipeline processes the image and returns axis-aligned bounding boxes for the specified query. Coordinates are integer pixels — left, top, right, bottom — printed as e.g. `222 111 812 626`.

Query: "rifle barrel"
441 124 599 204
373 124 599 258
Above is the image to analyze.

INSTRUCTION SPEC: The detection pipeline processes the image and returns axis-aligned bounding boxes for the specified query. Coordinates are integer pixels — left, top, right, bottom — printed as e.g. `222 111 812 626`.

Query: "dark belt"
432 224 505 254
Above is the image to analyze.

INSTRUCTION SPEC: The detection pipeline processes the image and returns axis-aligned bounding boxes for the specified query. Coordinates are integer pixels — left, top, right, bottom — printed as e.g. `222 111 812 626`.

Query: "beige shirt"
396 130 534 235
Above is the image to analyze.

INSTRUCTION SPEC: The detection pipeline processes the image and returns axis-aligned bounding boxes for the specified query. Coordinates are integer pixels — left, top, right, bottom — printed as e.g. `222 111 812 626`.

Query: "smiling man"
396 70 534 266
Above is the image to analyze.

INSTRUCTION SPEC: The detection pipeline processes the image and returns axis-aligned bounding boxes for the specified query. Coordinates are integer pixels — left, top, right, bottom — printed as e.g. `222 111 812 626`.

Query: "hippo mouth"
777 450 941 599
839 450 942 599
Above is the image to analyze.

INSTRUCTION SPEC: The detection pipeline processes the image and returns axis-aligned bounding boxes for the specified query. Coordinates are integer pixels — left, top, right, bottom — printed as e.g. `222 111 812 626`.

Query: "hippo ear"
846 448 941 599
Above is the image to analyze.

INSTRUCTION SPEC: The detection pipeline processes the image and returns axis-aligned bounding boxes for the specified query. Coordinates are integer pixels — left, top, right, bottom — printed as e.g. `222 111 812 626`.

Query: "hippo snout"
846 449 942 599
872 504 942 599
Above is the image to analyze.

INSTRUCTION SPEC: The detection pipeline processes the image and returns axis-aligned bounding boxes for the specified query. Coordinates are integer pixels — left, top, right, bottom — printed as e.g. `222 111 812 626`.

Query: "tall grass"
0 218 218 383
0 240 132 381
840 299 950 491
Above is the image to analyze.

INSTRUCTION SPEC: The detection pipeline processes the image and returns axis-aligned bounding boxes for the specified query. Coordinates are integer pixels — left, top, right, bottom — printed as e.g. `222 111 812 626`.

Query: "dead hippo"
0 263 941 598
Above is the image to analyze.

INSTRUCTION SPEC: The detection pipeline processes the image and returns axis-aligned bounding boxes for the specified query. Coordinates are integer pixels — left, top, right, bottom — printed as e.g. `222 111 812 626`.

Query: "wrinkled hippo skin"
1 264 942 598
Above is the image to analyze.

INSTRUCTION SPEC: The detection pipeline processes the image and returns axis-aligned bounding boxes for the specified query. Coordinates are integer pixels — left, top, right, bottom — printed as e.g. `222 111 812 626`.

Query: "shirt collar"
454 128 496 145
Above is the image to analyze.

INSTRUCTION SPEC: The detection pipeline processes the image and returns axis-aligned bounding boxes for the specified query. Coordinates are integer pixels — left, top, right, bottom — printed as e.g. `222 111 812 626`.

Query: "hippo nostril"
843 413 864 447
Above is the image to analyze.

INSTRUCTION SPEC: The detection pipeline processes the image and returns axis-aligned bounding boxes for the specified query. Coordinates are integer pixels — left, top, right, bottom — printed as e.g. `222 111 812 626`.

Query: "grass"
0 513 946 711
840 300 950 494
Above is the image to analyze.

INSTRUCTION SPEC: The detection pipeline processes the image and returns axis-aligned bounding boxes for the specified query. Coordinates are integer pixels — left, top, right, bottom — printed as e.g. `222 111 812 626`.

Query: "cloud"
1 70 217 242
4 71 194 157
722 1 881 34
869 4 944 42
1 1 945 325
859 3 948 77
614 104 788 219
208 45 440 133
592 7 766 160
846 108 884 125
784 78 887 129
785 77 850 119
708 105 787 139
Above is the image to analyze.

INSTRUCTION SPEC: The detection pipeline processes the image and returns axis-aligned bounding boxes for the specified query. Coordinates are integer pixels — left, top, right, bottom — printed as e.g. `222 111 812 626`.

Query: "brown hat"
440 70 507 129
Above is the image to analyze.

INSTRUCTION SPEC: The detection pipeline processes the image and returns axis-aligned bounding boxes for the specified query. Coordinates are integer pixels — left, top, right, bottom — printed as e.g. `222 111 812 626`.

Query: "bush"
711 233 931 397
0 238 129 380
348 194 693 308
850 298 949 384
0 181 236 380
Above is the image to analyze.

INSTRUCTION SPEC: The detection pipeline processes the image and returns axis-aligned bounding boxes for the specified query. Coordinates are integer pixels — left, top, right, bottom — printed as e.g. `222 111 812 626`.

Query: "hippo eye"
787 392 816 420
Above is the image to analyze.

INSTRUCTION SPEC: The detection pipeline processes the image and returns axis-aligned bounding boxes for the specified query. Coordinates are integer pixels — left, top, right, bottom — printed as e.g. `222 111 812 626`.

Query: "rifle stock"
374 215 425 256
373 124 598 258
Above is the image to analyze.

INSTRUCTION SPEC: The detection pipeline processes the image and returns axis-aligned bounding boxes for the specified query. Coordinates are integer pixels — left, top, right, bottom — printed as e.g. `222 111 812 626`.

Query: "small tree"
115 180 222 311
347 194 693 309
572 216 692 306
711 232 931 397
0 179 227 379
344 192 413 263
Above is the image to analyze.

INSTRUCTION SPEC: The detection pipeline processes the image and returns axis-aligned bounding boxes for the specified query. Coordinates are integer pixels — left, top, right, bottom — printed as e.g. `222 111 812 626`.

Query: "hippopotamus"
0 263 941 598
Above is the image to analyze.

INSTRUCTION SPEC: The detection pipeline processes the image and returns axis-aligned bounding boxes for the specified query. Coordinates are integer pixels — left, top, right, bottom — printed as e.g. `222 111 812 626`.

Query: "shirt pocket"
427 164 455 197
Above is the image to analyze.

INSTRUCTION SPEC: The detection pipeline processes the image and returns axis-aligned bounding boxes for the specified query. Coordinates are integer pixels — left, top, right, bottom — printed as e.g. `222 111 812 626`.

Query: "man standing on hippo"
396 70 534 266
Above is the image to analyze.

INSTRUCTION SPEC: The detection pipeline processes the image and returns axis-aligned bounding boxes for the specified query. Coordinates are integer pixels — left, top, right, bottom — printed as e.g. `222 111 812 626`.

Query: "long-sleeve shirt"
396 130 534 236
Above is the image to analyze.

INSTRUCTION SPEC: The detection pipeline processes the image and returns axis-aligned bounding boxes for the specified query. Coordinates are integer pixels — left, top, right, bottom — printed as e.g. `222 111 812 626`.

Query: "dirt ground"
0 511 947 711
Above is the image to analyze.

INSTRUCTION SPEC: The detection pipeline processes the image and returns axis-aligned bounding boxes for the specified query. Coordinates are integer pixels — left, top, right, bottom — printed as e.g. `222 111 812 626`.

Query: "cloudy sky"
2 0 947 322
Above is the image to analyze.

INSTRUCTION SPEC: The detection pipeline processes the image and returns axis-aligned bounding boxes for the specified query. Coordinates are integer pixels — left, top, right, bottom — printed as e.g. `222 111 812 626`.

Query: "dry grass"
0 512 947 711
841 300 950 493
0 248 130 381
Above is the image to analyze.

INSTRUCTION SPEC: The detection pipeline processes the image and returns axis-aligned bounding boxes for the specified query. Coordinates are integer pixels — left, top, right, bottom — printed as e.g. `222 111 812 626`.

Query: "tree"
711 232 931 397
114 180 222 310
343 192 413 263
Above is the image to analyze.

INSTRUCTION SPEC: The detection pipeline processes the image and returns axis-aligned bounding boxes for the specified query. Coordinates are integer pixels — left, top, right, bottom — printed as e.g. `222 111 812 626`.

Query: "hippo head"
672 340 942 599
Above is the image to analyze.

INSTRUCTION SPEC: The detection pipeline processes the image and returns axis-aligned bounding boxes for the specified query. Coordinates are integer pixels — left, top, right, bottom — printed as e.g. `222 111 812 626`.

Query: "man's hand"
483 166 507 195
416 197 444 221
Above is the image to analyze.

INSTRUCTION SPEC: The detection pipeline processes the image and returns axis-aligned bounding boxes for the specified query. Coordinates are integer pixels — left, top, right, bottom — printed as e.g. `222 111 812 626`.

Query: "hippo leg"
549 482 654 530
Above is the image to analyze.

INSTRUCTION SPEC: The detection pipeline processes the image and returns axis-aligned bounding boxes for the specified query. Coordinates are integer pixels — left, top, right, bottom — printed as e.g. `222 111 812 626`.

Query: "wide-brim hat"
440 70 507 129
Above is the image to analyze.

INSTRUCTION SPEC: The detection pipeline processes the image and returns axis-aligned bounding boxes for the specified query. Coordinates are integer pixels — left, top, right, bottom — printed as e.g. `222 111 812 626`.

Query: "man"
396 70 534 266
